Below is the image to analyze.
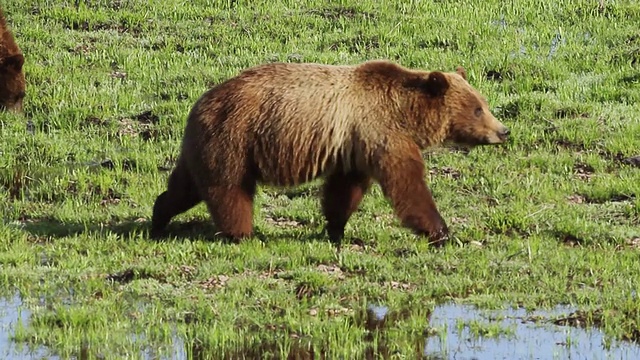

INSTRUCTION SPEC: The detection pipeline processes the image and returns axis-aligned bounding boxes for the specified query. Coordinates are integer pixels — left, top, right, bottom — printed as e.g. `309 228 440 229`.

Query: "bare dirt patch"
566 194 586 204
573 162 596 180
582 193 636 204
307 6 375 20
263 216 303 228
315 264 345 279
198 275 229 291
429 166 461 180
625 237 640 249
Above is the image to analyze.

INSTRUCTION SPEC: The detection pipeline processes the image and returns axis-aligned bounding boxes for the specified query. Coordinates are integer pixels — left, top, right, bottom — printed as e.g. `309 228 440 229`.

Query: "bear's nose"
498 127 510 140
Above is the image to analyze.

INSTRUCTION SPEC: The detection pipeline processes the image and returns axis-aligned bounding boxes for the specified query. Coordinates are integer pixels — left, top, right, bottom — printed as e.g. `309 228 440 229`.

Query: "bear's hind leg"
322 170 372 247
203 182 256 242
151 162 202 238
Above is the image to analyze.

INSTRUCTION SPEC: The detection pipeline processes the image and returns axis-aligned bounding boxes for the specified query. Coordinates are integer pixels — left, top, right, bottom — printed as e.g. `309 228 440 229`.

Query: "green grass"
1 0 640 358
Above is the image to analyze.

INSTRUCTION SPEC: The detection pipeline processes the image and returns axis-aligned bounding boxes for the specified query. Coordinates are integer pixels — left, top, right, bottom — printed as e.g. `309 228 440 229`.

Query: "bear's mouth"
449 132 495 147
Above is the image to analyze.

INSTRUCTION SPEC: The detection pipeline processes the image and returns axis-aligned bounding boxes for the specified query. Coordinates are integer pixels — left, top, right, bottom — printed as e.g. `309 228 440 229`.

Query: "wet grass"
1 0 640 358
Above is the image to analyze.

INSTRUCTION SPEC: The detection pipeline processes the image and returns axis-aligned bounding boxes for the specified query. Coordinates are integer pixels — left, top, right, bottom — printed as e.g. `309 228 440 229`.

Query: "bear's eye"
474 107 483 117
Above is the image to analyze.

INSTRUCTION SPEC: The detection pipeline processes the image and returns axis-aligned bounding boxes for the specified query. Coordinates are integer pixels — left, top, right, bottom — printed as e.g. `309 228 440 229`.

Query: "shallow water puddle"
3 294 640 359
0 293 58 360
133 330 192 360
423 303 640 359
161 303 640 359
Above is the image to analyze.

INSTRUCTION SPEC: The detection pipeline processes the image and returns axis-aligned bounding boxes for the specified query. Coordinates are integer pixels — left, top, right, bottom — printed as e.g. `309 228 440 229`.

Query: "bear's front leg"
373 145 450 247
202 182 257 242
151 161 202 238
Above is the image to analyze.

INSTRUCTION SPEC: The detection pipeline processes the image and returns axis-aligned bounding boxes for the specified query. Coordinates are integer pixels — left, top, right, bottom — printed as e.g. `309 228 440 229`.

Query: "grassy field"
1 0 639 358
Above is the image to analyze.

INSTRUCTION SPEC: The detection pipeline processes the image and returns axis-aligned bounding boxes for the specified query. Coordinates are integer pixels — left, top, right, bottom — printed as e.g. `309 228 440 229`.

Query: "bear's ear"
1 54 24 73
403 72 449 98
456 66 467 80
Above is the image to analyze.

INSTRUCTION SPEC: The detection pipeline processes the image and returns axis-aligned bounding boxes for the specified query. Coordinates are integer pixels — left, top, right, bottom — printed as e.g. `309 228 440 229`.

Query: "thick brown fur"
0 6 25 113
152 60 510 247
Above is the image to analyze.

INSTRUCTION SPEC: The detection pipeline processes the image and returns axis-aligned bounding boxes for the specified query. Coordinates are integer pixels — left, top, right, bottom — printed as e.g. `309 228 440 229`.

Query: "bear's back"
183 61 407 186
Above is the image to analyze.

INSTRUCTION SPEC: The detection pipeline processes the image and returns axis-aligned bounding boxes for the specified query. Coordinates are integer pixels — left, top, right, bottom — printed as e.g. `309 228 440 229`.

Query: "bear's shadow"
20 216 330 245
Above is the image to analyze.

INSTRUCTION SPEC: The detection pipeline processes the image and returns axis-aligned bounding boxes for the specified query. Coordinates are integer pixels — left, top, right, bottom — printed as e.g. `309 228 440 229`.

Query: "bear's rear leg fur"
375 147 450 247
151 161 202 238
321 170 372 246
203 183 256 242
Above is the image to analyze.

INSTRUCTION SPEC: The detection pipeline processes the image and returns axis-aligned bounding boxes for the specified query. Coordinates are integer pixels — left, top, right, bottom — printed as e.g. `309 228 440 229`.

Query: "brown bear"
151 60 510 247
0 6 26 113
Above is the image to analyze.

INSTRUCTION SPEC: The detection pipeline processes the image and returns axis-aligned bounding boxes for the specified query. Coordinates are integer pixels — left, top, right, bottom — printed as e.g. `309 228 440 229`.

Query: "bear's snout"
497 126 510 142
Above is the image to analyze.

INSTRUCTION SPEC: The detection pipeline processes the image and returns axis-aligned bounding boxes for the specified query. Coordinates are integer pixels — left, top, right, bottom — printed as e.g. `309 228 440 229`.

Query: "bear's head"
403 66 510 148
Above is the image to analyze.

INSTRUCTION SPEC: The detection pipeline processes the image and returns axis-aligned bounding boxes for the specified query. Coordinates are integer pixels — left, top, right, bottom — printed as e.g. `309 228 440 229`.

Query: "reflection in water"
0 293 58 360
171 303 640 360
4 293 640 360
424 303 640 359
365 304 389 330
95 302 640 359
